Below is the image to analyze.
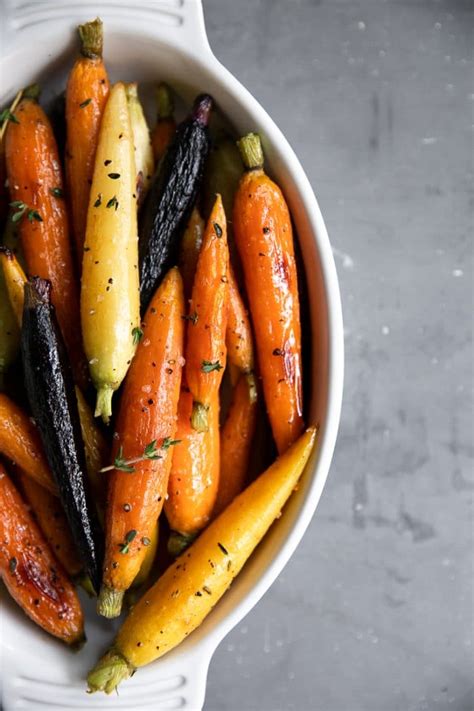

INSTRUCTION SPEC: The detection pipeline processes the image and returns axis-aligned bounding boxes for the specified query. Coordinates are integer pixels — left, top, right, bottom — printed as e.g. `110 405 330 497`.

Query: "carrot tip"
87 649 133 694
190 401 209 432
97 585 124 618
75 572 96 597
70 632 87 652
168 530 197 558
94 386 113 424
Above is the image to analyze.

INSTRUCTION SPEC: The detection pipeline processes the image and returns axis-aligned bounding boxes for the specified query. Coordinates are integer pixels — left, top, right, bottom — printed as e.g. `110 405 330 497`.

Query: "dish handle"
1 643 215 710
2 0 212 57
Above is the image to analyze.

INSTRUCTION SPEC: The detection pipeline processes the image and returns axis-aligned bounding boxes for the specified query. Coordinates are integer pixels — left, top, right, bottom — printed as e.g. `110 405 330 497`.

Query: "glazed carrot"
18 470 82 578
131 522 159 590
0 258 104 511
213 373 257 518
0 90 23 225
0 260 19 388
5 85 85 386
75 386 108 513
185 195 229 431
65 18 110 265
81 81 140 423
0 463 84 645
125 83 153 209
98 268 184 618
0 393 56 494
164 389 220 555
178 206 204 301
0 246 26 324
226 263 254 384
151 83 176 162
87 427 317 692
233 133 304 454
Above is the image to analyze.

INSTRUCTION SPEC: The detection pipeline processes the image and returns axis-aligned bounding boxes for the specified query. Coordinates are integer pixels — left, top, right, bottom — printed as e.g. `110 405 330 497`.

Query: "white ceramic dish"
0 1 344 709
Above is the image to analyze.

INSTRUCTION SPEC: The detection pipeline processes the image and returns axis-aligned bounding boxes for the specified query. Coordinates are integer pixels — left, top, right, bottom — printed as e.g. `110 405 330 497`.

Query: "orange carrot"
164 389 220 555
98 268 185 618
65 18 110 266
18 470 82 578
0 463 84 645
185 194 229 431
226 263 254 384
233 133 304 454
178 207 204 301
0 393 56 494
151 83 176 162
5 86 86 386
213 373 257 518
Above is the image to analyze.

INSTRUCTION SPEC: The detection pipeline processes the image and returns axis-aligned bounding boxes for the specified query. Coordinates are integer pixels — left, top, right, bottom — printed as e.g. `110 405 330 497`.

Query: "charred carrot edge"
185 194 229 432
5 86 86 387
151 83 176 162
0 393 56 494
178 207 204 302
212 373 258 518
233 133 304 454
66 18 110 267
0 463 85 645
18 470 82 578
98 268 185 618
226 263 254 384
0 246 27 325
164 389 220 556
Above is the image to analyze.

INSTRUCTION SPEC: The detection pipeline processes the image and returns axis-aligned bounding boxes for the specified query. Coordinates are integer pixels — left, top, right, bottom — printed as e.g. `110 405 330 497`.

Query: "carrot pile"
0 17 314 694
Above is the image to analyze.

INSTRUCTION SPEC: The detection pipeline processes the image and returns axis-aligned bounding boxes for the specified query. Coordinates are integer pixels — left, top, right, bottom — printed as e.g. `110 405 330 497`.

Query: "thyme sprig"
10 201 42 224
100 437 181 474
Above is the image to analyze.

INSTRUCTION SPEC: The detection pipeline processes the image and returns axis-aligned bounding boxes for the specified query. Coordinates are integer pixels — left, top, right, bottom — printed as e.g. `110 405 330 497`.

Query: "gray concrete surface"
202 1 473 710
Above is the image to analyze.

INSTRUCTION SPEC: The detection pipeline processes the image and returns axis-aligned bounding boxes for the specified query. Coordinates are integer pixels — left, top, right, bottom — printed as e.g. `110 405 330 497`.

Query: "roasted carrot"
0 246 26 325
151 83 176 163
65 18 110 265
0 90 23 225
81 81 140 423
87 427 317 692
178 206 204 301
131 521 159 590
98 268 184 618
0 256 104 513
164 389 220 555
75 386 108 513
0 393 56 494
233 133 304 454
0 260 19 388
18 470 82 578
5 85 85 386
185 195 229 431
0 463 84 645
226 263 254 384
203 135 242 272
213 373 257 518
125 83 153 209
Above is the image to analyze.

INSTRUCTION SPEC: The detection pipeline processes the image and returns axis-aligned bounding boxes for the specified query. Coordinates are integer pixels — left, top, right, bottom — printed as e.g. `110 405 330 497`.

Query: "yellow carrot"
81 82 140 423
0 247 27 325
87 427 317 693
